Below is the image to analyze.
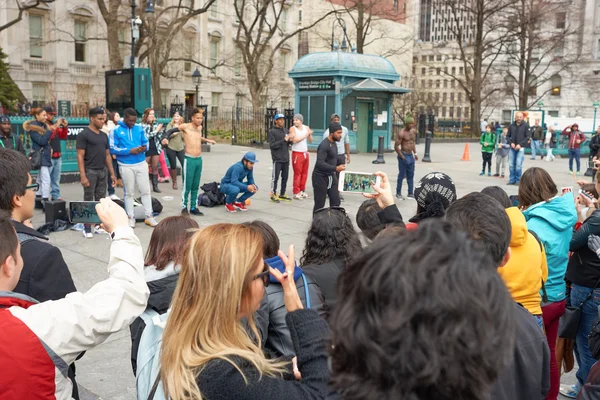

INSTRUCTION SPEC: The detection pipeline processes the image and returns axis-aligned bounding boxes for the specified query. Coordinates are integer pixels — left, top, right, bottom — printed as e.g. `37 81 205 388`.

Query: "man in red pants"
289 113 313 200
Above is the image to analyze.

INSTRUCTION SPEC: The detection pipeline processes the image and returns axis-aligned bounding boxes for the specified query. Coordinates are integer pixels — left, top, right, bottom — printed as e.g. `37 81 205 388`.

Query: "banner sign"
299 78 335 91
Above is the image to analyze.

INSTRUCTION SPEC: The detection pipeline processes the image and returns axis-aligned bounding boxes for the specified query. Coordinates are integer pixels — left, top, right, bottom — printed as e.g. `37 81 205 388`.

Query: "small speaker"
44 200 67 224
35 197 44 210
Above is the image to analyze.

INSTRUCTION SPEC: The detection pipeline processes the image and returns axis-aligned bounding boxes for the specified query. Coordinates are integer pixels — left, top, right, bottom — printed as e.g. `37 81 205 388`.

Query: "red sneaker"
225 203 237 213
233 202 248 211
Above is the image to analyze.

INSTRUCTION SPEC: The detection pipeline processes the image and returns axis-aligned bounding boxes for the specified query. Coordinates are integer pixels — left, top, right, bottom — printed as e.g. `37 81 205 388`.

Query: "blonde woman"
163 112 185 190
160 224 330 399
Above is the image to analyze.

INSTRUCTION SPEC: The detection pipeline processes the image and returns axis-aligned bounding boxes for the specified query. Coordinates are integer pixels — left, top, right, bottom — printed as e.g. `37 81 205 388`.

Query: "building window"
458 93 462 102
74 21 87 62
451 80 455 88
451 66 456 75
429 55 434 61
280 51 288 80
442 106 446 117
421 67 426 75
210 34 221 70
502 110 512 122
394 0 398 12
298 10 302 23
449 106 454 118
184 37 193 72
280 9 287 32
436 67 440 75
412 66 416 75
443 80 447 88
436 55 442 61
554 41 564 58
549 110 559 117
211 1 219 18
442 92 447 101
459 66 463 75
211 92 221 115
235 0 242 22
29 15 43 58
234 47 242 77
457 107 462 118
428 79 432 88
31 83 47 102
436 80 440 88
551 74 562 96
422 56 427 62
556 12 566 29
465 107 469 118
450 93 455 101
597 39 600 59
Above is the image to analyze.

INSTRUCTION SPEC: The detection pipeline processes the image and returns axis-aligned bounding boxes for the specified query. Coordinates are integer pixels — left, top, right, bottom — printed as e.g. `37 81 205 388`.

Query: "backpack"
199 182 226 207
529 229 549 304
136 309 169 400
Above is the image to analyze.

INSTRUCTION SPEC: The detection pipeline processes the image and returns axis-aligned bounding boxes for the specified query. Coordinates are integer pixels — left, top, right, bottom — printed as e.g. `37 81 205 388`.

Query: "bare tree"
500 0 581 109
96 0 124 70
393 76 442 121
0 0 56 32
233 0 336 111
432 0 516 136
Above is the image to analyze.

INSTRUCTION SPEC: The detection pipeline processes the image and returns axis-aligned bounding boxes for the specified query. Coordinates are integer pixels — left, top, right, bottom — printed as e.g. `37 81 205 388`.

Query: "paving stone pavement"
29 141 581 399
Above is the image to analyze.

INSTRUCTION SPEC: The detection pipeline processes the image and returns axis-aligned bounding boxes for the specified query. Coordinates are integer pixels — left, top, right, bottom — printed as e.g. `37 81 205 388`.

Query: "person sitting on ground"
301 207 362 319
355 199 384 243
129 215 199 374
406 172 457 229
481 186 548 327
220 152 259 213
446 193 550 400
159 223 330 399
329 219 517 400
0 198 149 399
244 220 326 358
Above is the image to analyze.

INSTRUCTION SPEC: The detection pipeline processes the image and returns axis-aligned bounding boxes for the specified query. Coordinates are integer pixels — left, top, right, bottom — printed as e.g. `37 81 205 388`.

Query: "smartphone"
561 187 573 195
579 189 595 201
338 171 381 194
69 201 101 224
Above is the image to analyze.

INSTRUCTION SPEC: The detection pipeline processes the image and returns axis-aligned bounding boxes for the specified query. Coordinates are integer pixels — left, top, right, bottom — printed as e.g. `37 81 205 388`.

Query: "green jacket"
480 131 496 153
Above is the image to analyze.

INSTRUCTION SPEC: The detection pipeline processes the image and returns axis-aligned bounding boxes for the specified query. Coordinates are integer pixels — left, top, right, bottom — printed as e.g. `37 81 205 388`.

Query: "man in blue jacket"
109 108 158 228
220 152 258 213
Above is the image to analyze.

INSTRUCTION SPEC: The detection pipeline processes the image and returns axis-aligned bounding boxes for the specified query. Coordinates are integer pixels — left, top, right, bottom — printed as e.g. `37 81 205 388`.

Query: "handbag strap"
576 276 600 309
147 374 161 400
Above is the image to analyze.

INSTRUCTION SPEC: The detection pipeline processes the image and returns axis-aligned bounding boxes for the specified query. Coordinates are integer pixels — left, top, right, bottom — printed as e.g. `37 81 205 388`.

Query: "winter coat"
508 121 530 148
523 193 577 302
590 134 600 158
562 128 586 149
110 120 149 165
129 263 179 374
195 309 330 400
259 255 327 358
302 258 345 320
530 125 543 141
268 126 290 163
0 227 149 400
490 302 550 400
568 209 600 288
496 133 510 157
142 122 164 154
12 220 76 302
25 120 52 167
480 131 496 153
499 208 548 315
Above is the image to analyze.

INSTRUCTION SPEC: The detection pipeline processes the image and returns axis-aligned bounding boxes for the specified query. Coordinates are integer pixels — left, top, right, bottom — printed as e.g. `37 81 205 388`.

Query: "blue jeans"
530 140 541 159
220 183 255 205
508 148 524 184
569 148 581 172
571 283 600 385
396 154 415 196
50 157 62 200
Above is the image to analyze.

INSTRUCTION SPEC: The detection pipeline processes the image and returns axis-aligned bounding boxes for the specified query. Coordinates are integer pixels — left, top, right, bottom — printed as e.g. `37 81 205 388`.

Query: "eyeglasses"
253 262 271 287
314 206 346 215
26 183 39 192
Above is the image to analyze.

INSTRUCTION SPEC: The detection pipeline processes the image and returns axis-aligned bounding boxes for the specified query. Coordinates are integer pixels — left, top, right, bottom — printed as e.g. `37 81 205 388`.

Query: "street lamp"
331 17 351 52
594 101 600 130
192 67 202 107
537 100 544 110
129 0 154 69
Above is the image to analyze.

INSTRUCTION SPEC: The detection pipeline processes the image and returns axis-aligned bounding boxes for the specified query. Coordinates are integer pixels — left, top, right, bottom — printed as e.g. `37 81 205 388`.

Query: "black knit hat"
329 122 342 134
410 172 457 223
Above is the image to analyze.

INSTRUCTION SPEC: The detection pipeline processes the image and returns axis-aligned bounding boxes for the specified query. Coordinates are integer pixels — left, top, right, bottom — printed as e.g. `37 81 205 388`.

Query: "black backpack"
198 182 226 207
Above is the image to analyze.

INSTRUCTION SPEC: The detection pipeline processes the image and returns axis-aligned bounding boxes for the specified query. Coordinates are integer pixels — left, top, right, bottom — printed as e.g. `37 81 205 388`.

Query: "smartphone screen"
339 172 380 194
69 201 101 224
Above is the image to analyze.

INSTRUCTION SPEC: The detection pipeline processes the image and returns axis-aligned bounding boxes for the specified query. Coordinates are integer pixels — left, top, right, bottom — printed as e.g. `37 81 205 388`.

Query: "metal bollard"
372 135 385 164
422 130 432 163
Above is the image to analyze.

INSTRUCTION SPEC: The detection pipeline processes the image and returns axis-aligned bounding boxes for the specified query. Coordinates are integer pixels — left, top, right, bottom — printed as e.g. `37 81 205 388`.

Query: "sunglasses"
314 206 346 215
253 262 270 287
26 183 39 192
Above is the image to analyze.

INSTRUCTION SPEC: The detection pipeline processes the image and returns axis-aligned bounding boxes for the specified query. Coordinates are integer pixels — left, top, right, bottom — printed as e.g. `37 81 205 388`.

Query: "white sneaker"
301 191 310 198
145 217 158 227
109 194 120 200
83 230 93 239
294 193 303 200
128 217 136 228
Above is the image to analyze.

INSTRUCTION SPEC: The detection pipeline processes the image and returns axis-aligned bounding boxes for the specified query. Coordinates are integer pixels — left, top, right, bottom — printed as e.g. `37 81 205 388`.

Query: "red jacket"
49 126 68 158
562 128 586 149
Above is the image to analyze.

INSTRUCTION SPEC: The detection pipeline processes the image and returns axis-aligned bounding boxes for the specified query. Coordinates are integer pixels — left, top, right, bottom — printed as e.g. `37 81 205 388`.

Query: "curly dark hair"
330 219 516 400
300 208 361 267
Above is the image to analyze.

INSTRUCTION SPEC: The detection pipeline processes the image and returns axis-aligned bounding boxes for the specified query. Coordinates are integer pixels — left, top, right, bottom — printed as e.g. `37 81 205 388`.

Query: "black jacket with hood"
302 258 346 320
267 126 290 163
259 255 327 358
568 209 600 288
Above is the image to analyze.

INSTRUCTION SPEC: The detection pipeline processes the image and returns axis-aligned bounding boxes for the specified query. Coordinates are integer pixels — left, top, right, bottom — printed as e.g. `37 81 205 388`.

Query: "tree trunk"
356 7 365 53
106 19 122 70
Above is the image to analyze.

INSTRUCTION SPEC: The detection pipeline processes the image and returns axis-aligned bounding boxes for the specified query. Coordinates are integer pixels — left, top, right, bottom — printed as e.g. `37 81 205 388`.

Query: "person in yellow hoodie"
481 186 548 326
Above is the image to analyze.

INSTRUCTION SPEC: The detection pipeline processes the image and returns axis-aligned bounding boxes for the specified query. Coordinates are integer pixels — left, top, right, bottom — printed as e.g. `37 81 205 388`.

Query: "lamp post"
594 101 600 130
537 100 544 111
192 67 202 107
330 17 352 52
130 1 154 68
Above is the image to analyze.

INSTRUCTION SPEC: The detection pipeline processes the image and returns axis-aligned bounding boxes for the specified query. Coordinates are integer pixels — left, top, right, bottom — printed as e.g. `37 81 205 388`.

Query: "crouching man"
221 152 258 213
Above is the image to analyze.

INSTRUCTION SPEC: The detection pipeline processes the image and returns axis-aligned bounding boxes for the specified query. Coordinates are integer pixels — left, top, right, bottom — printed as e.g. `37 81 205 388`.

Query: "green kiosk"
289 51 408 153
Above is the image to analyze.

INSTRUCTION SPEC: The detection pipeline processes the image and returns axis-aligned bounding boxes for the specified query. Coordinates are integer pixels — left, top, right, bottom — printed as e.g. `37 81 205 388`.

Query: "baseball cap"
243 152 259 163
274 113 285 121
0 115 10 124
42 105 55 114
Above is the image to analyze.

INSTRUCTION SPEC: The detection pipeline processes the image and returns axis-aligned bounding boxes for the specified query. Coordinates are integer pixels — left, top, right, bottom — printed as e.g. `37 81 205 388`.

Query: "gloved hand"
588 234 600 257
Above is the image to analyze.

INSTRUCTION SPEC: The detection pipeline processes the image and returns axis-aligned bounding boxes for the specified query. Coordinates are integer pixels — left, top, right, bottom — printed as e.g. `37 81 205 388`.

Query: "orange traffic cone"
461 143 470 161
245 199 251 206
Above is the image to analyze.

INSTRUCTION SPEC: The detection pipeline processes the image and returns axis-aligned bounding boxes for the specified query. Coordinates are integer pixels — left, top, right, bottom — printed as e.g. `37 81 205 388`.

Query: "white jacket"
6 227 149 399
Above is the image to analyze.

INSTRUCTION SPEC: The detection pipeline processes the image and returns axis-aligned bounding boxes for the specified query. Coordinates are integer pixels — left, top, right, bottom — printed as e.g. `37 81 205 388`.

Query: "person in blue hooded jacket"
244 220 326 358
519 167 577 400
221 152 259 213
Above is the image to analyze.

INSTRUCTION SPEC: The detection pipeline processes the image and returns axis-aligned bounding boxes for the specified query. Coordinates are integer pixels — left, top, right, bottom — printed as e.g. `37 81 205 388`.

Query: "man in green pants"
164 108 215 215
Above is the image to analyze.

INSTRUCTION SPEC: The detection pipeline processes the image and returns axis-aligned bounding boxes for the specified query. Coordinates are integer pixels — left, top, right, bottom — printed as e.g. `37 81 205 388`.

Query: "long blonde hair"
160 223 285 400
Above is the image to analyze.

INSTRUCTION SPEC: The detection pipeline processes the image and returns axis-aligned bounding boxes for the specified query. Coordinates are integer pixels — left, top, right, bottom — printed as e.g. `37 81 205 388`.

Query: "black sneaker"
181 208 189 215
190 208 204 216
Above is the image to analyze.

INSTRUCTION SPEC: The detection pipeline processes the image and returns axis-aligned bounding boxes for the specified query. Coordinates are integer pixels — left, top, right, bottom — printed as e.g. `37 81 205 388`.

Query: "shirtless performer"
164 108 216 216
394 112 418 200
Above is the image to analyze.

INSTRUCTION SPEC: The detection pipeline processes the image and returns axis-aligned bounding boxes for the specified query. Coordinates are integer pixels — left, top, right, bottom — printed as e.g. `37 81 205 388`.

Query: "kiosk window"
309 97 325 129
326 96 335 124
